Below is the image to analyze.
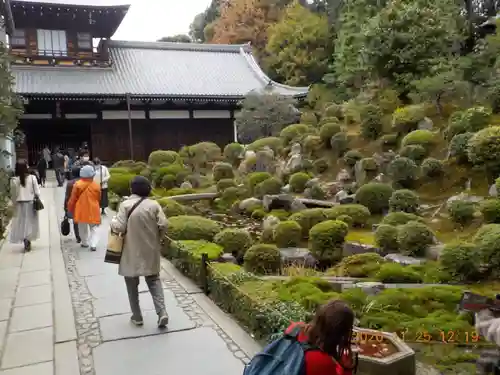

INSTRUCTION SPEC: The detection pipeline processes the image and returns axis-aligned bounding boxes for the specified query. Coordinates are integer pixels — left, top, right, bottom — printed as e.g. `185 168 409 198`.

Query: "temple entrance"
21 119 91 165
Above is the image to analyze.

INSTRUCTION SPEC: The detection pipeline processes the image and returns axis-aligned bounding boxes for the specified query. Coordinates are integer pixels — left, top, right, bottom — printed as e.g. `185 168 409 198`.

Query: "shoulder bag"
104 197 146 264
31 175 44 212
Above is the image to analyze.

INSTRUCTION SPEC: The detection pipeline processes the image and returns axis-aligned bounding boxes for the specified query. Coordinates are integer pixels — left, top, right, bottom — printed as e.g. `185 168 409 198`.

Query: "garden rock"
343 242 382 256
305 178 320 189
418 117 434 130
334 189 349 203
279 247 317 267
299 198 336 208
384 253 425 265
354 161 366 185
180 181 193 189
336 169 351 184
290 199 307 212
168 192 218 202
339 195 356 204
262 215 280 231
426 244 445 260
217 253 238 264
284 143 303 173
354 281 385 296
263 194 294 211
446 193 483 208
281 184 291 193
489 183 498 197
255 147 275 173
239 198 262 211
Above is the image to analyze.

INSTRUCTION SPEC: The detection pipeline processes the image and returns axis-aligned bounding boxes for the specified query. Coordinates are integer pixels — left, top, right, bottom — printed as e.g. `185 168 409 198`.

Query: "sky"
18 0 211 41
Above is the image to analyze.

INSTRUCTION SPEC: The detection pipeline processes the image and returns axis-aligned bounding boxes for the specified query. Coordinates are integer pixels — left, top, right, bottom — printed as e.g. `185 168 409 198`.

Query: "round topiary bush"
336 214 353 227
360 157 378 171
108 173 135 197
392 104 426 133
323 103 343 119
343 150 363 168
280 124 316 146
449 132 474 164
214 228 253 258
448 200 475 226
322 204 371 227
243 244 282 274
355 183 394 214
389 189 419 214
223 143 244 166
387 157 418 187
421 158 444 178
375 263 423 283
300 111 318 126
374 224 399 253
307 185 327 200
289 172 311 193
447 107 491 140
474 224 500 276
160 174 176 190
319 122 342 146
334 253 386 277
221 186 240 203
166 215 221 241
256 177 283 197
401 129 436 149
397 221 435 257
479 199 500 224
360 104 383 140
216 179 237 193
309 220 348 266
148 150 180 167
273 220 302 248
467 126 500 170
313 158 329 174
290 208 327 238
381 212 425 226
399 145 427 164
158 198 189 217
247 137 283 155
303 135 323 158
380 133 399 147
330 132 349 157
439 242 480 282
247 172 272 194
212 162 234 182
153 164 188 187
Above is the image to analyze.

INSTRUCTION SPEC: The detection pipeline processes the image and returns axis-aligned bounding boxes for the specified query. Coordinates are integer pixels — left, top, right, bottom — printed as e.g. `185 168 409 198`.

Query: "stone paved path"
0 179 260 375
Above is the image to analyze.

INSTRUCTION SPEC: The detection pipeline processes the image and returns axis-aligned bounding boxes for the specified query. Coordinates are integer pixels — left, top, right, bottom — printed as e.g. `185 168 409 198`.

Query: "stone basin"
353 327 415 375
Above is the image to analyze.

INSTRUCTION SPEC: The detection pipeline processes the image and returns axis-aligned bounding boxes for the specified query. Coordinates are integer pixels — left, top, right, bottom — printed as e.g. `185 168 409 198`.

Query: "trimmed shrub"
392 104 426 133
221 186 240 203
243 244 282 274
323 204 371 227
319 122 342 146
267 209 290 221
223 143 244 166
290 208 327 238
389 189 419 214
360 157 378 171
448 200 475 226
336 215 353 227
247 172 272 194
399 145 427 164
170 240 223 260
397 221 435 257
323 103 343 119
447 106 491 139
303 135 323 157
251 209 266 220
109 167 132 175
360 104 383 140
153 164 188 187
274 220 302 248
401 129 435 149
496 177 500 195
439 242 480 282
375 224 399 253
343 150 363 168
449 132 474 164
355 183 394 214
375 263 423 283
108 173 134 196
158 198 189 217
479 199 500 224
313 158 329 174
307 185 327 200
256 177 283 197
289 172 311 193
421 158 444 178
247 137 283 155
214 228 253 257
280 124 316 146
148 150 180 167
212 162 234 182
309 220 348 265
381 212 424 226
160 174 176 190
380 133 399 147
300 111 318 126
330 132 349 157
166 215 221 241
387 157 418 187
473 223 500 243
474 224 500 276
216 179 237 193
467 126 500 170
334 253 386 277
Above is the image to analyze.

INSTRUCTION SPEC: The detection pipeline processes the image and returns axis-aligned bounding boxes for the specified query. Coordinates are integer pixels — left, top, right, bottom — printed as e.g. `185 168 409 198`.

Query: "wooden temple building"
1 0 309 164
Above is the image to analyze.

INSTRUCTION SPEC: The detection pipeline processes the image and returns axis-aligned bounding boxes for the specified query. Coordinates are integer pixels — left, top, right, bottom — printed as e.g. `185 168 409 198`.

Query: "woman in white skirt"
9 160 40 251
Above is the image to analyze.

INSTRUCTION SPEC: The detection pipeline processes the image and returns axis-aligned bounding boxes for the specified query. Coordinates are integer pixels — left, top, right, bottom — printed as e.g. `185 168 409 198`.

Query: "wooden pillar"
126 93 134 160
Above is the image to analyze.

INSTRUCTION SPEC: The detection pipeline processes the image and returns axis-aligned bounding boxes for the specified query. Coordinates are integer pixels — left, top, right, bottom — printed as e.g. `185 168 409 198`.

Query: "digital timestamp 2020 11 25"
353 330 482 344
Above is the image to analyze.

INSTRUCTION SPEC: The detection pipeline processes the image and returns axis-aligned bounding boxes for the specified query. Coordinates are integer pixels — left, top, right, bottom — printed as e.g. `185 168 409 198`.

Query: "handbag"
104 197 146 264
60 215 70 236
31 175 44 212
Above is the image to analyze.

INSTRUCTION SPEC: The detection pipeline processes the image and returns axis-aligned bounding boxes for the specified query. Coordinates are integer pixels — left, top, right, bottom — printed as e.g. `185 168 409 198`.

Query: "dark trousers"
124 275 166 320
73 221 80 240
55 168 64 186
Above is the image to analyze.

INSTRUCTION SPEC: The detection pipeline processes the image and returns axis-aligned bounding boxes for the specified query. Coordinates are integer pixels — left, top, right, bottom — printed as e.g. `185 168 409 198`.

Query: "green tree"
189 0 221 42
265 2 332 86
158 35 192 43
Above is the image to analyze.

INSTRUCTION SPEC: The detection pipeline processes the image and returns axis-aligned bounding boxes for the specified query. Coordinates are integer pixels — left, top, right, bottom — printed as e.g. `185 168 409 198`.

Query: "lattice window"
77 32 92 50
36 29 68 56
10 29 26 46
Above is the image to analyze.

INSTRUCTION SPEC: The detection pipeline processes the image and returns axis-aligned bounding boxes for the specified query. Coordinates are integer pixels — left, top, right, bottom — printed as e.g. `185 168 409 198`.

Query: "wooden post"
200 253 209 295
126 93 134 160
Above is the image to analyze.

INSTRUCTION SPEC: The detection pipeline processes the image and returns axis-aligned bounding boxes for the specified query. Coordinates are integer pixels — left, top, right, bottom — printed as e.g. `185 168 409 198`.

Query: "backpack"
243 325 314 375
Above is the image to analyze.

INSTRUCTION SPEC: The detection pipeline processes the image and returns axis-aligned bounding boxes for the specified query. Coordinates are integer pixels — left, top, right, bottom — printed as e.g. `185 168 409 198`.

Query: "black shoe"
23 239 31 252
76 237 81 244
90 247 96 252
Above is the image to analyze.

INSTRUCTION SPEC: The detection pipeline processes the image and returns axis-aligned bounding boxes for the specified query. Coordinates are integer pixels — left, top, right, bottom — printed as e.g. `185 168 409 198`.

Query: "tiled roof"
11 40 309 99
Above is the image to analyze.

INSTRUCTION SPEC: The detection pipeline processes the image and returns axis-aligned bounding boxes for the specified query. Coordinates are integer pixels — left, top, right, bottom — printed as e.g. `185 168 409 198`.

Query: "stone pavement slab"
0 300 11 321
0 361 53 375
94 327 245 375
94 290 155 318
18 270 51 288
14 284 52 307
9 303 53 332
2 327 53 369
85 273 148 298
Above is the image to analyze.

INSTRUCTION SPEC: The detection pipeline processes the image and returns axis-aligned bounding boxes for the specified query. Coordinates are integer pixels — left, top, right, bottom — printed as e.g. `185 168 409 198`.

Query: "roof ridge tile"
108 40 251 54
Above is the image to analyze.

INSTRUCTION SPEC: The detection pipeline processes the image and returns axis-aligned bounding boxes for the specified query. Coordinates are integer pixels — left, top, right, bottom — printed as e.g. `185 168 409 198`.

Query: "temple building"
2 0 309 164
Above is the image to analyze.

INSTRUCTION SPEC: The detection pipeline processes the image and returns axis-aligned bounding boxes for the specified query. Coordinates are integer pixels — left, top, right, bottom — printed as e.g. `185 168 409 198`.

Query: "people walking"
110 176 169 328
93 158 110 215
63 151 70 181
52 147 65 187
42 146 51 169
36 152 47 187
67 165 101 251
64 166 81 243
9 160 41 251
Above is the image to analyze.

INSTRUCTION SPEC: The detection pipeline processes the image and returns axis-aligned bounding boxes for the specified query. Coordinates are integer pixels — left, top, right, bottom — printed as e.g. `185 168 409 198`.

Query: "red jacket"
285 323 354 375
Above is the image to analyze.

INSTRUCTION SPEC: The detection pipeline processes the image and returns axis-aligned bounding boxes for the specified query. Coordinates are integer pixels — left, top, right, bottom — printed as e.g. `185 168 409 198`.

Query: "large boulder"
280 247 317 267
263 194 306 212
239 198 262 211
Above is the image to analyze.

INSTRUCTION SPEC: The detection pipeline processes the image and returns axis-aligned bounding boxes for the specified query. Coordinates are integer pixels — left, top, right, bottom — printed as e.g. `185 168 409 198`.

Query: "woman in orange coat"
68 165 101 251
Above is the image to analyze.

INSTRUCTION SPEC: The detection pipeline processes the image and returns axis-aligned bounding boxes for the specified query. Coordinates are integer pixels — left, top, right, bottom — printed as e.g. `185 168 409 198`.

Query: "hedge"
322 204 370 227
166 215 221 241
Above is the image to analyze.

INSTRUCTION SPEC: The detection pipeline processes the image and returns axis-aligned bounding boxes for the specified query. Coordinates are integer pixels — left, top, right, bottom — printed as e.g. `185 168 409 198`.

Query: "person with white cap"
67 165 101 251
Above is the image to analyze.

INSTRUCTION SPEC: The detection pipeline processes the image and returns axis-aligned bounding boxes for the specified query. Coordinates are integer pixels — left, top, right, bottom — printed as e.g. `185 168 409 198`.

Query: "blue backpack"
243 325 315 375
